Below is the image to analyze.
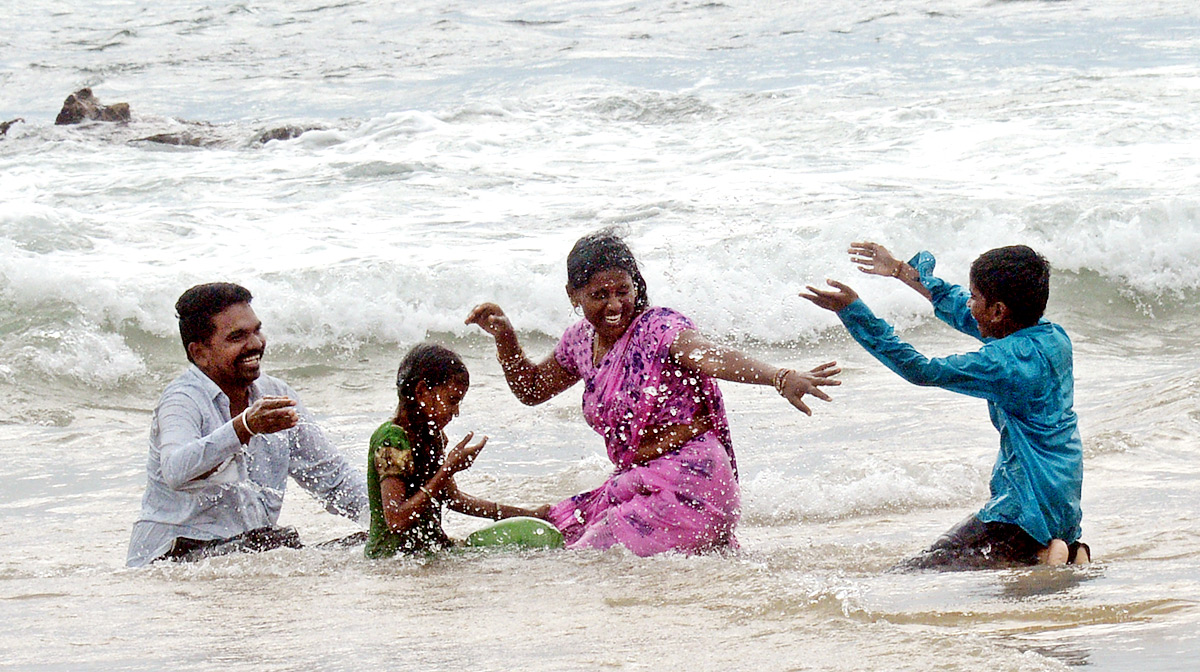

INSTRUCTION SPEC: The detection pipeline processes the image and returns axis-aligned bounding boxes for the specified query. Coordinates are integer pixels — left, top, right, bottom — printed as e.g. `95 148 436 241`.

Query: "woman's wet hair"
395 342 469 422
566 230 649 311
176 282 253 362
970 245 1050 328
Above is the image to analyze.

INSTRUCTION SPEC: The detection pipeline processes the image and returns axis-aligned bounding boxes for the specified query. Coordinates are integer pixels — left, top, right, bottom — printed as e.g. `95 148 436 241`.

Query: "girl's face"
570 268 639 345
414 376 468 430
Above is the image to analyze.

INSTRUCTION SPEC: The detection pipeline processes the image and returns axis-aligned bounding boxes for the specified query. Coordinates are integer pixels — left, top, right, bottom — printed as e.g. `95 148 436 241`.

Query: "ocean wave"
740 457 989 524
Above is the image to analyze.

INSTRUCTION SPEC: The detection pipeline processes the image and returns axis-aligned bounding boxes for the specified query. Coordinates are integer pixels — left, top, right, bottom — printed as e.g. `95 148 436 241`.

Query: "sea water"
2 1 1199 670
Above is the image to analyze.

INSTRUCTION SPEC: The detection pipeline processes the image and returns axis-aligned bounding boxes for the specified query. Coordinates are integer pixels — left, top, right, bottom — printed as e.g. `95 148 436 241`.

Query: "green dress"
364 421 564 558
364 422 451 558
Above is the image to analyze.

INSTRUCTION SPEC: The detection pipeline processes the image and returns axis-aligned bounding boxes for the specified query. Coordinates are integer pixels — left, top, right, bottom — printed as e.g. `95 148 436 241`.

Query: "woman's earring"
573 304 582 315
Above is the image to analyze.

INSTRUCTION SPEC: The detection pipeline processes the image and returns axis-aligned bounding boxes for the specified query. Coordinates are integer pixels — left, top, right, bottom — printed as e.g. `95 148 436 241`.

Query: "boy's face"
968 282 1003 339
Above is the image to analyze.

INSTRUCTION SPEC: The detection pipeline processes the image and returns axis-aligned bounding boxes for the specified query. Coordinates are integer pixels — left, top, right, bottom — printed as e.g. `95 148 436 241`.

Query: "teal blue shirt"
837 252 1083 545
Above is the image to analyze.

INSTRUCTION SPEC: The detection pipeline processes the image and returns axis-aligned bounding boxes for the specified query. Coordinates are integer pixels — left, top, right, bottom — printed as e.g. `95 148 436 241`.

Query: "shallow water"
3 1 1200 670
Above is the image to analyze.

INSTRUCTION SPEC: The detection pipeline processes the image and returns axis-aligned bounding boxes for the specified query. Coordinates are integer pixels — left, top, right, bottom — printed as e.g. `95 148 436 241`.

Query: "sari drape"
545 307 740 556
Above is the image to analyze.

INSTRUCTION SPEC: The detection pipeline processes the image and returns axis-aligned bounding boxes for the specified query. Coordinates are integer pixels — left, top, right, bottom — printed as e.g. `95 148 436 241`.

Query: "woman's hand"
465 303 515 341
778 362 841 415
849 241 903 277
444 432 487 475
800 280 859 313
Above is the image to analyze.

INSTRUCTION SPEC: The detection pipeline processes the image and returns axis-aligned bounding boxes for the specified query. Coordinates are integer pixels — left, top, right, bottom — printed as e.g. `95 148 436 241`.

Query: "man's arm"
156 389 244 490
287 398 368 520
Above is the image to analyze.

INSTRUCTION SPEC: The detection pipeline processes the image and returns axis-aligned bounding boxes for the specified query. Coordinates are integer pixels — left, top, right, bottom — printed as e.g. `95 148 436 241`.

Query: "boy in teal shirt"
802 242 1089 569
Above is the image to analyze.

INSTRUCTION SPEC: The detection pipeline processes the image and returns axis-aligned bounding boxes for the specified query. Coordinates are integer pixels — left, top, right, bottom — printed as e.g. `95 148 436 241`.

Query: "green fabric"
464 517 565 549
364 422 450 558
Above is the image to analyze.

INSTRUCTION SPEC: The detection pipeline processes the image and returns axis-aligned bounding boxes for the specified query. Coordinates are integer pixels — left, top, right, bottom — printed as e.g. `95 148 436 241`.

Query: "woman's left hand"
779 362 841 415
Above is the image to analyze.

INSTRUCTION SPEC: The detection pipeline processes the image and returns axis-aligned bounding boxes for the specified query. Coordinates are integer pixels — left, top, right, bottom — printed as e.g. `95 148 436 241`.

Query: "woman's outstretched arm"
465 302 579 405
669 330 840 415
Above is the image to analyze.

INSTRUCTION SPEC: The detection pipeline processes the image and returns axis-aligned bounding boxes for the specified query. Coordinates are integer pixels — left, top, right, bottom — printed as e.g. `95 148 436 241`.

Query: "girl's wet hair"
396 342 469 419
566 229 650 311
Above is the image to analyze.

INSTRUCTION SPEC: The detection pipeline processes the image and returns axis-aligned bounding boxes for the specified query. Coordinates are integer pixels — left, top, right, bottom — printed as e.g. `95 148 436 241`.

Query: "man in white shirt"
127 282 367 567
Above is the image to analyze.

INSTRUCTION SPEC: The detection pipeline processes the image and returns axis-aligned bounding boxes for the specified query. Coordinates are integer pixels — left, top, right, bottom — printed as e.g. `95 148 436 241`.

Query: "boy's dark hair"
566 230 650 312
969 245 1050 328
176 282 253 362
396 342 469 421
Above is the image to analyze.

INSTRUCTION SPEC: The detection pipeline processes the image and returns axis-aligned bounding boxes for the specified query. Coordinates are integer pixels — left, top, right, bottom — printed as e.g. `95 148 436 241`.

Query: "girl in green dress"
365 343 559 558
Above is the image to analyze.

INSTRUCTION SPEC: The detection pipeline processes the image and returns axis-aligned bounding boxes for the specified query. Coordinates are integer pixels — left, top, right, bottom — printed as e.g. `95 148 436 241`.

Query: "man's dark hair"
969 245 1050 328
176 283 253 362
566 230 650 312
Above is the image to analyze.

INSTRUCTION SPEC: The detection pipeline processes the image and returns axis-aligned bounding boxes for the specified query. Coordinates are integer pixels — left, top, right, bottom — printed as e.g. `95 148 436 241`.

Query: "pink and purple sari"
545 307 740 556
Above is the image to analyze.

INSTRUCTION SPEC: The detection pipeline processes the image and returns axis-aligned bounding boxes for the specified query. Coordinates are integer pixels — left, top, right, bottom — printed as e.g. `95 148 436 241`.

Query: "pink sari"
545 307 740 556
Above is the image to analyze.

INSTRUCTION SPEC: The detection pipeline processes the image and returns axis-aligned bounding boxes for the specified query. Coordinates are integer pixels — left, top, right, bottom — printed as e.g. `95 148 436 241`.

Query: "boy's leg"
1068 541 1091 564
896 514 1043 571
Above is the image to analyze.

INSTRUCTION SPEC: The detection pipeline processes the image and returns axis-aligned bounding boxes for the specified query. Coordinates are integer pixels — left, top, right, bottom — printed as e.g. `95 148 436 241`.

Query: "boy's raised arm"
849 242 932 301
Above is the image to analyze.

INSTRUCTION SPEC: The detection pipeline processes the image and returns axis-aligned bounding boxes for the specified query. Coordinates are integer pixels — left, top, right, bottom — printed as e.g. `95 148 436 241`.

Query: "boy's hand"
445 432 487 474
800 280 859 313
465 303 515 340
849 241 903 277
778 362 841 416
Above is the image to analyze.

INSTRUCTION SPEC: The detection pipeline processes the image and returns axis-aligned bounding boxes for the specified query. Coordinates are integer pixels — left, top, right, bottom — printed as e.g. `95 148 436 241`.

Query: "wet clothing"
127 365 368 567
545 307 740 556
364 422 451 558
837 251 1083 547
159 525 303 563
900 514 1089 570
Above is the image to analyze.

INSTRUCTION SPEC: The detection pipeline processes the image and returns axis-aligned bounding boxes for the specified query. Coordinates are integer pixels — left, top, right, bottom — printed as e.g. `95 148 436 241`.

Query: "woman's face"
572 268 639 343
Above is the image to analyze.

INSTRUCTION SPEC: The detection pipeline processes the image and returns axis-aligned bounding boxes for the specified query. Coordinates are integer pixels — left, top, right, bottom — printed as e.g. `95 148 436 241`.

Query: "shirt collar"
186 364 261 408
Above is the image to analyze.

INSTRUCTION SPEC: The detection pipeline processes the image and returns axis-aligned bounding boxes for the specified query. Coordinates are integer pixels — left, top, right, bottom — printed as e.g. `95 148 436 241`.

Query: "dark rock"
55 88 132 125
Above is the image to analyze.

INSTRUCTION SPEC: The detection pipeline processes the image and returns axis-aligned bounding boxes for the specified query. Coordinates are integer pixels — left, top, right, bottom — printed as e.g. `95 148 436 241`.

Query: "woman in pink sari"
466 231 839 556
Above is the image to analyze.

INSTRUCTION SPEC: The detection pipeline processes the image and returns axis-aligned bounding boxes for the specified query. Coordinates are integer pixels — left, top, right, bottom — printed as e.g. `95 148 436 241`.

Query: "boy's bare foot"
1037 538 1070 565
1070 542 1091 565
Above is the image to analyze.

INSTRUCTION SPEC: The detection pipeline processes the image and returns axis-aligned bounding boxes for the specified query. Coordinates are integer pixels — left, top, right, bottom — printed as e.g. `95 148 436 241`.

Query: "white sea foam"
741 457 989 524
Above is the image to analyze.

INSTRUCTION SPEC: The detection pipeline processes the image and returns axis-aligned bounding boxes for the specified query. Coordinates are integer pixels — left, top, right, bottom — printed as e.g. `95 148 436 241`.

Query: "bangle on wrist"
891 263 904 278
773 368 795 396
420 485 436 500
239 409 259 438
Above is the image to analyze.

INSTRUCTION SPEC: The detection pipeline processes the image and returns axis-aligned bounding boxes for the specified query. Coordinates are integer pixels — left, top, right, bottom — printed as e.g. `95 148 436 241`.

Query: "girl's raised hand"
778 362 841 415
465 303 515 340
445 432 487 474
849 241 902 277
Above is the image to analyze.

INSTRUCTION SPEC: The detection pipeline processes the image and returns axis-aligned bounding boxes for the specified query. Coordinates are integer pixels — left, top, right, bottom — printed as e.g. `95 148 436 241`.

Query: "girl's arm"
466 302 580 406
670 329 840 416
378 432 487 533
444 480 549 520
